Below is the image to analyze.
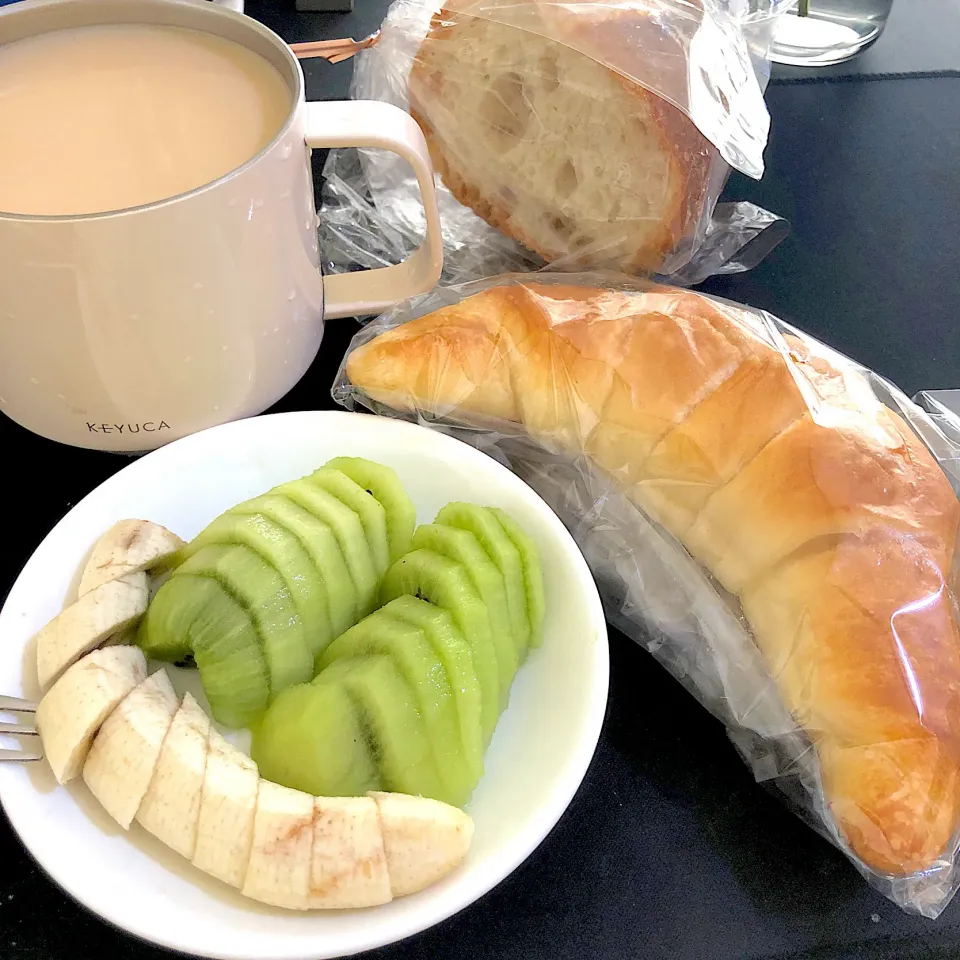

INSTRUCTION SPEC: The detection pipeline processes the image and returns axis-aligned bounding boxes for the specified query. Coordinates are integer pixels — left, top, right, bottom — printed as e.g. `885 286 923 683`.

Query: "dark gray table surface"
1 3 959 959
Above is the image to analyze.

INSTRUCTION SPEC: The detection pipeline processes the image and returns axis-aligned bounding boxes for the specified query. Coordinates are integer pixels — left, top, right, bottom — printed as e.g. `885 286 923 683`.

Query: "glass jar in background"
769 0 894 65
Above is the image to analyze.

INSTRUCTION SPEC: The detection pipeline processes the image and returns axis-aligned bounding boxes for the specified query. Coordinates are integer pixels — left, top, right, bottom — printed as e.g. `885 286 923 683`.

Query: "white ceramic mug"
0 0 443 453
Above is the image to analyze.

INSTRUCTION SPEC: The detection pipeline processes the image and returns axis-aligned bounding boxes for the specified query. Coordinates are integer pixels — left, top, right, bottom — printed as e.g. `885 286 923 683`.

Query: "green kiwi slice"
175 543 313 696
380 548 500 743
324 457 416 562
251 681 380 797
490 507 546 649
309 467 390 578
435 503 531 660
412 523 518 694
179 511 332 658
318 610 472 806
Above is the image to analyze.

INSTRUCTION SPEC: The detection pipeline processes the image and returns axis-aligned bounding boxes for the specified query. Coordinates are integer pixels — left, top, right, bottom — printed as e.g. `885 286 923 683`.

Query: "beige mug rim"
0 0 304 224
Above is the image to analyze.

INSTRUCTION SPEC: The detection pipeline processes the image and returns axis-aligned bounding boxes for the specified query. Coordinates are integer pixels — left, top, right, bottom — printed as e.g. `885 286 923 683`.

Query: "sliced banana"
35 645 146 784
82 669 179 828
36 572 149 691
310 795 392 909
370 791 474 897
79 519 185 596
243 779 315 910
192 727 259 889
136 692 210 860
45 659 475 906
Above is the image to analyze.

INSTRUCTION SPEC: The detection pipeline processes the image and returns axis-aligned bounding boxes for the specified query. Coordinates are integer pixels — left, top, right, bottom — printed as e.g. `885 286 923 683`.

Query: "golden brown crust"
742 534 960 750
637 348 809 537
346 281 960 876
687 409 960 593
408 5 716 274
821 737 960 875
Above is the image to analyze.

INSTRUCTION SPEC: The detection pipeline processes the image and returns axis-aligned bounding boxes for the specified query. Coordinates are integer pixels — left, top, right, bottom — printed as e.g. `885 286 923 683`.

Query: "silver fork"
0 696 42 762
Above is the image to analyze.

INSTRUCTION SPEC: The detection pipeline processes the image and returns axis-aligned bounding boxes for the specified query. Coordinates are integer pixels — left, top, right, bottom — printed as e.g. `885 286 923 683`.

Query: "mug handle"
303 99 443 319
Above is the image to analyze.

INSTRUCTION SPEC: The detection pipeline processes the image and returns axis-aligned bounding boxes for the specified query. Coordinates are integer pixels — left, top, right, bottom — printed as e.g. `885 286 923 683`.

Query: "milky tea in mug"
0 0 442 453
0 23 291 216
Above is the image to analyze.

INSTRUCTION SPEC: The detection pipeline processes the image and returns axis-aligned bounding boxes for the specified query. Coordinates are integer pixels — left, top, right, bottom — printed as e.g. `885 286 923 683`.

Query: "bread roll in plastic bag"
332 272 960 917
318 0 791 286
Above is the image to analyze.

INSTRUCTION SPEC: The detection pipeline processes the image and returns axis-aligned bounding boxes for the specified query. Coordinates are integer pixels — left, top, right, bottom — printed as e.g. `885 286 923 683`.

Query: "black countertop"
2 3 960 959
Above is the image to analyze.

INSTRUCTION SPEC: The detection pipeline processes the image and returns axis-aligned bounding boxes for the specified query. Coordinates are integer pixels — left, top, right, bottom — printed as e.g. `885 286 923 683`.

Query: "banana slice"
36 573 149 691
82 669 179 828
136 692 210 859
192 727 259 889
370 792 474 897
243 780 315 910
79 520 185 596
35 645 147 784
309 796 392 909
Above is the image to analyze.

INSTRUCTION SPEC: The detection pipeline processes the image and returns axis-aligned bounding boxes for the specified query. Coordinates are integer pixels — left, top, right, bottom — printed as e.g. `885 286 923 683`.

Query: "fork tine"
0 721 38 736
0 696 43 761
0 696 38 713
0 696 43 760
0 747 43 762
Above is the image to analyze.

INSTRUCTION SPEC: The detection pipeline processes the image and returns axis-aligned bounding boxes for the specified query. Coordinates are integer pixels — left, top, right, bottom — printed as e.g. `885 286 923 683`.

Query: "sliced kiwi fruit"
231 493 357 639
175 543 313 696
189 581 271 729
140 574 269 728
313 656 446 801
309 467 390 577
380 595 483 785
178 511 332 659
318 610 472 806
137 577 195 663
435 503 530 661
380 548 500 743
278 479 378 617
325 457 416 563
491 507 546 649
251 681 380 797
412 523 518 697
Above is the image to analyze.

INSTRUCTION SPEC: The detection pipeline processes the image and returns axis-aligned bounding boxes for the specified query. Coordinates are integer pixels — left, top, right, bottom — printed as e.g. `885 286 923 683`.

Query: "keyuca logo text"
86 421 171 435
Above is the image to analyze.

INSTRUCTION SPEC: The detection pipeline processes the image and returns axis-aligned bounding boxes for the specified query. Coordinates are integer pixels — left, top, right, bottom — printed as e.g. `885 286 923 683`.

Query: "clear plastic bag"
318 0 791 285
332 272 960 918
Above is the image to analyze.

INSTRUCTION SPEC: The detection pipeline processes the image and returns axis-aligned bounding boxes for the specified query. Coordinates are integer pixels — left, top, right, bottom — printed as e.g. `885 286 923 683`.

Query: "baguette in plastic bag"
319 0 791 285
332 273 960 917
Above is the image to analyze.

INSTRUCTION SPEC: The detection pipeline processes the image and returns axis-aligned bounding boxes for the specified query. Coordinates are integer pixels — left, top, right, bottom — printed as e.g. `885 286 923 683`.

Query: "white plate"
0 411 608 960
